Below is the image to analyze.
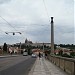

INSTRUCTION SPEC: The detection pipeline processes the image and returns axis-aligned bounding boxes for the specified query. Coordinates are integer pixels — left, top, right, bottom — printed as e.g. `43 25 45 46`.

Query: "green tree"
62 53 72 58
70 50 75 57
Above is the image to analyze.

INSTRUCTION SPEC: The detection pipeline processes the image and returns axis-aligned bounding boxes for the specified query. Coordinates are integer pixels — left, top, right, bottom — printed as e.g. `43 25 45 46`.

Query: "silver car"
23 52 28 56
31 54 37 58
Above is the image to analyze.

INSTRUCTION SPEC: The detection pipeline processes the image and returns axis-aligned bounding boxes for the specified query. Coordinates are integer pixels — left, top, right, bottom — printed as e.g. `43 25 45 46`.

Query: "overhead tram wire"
0 17 47 41
0 28 21 43
0 16 50 38
42 0 50 23
0 16 17 30
0 16 25 40
0 18 21 42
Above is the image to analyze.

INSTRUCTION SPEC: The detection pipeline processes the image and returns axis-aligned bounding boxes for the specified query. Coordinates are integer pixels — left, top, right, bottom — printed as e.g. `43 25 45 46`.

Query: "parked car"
31 54 37 58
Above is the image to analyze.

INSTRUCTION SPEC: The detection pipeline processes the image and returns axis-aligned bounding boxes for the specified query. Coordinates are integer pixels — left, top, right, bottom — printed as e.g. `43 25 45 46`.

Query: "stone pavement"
28 57 68 75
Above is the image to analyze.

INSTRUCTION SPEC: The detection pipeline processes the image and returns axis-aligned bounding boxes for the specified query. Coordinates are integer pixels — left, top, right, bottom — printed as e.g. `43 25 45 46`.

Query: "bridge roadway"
0 55 69 75
0 55 36 75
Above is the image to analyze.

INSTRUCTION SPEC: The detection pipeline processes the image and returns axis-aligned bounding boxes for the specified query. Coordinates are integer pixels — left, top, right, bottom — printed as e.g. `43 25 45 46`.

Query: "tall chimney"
51 17 54 54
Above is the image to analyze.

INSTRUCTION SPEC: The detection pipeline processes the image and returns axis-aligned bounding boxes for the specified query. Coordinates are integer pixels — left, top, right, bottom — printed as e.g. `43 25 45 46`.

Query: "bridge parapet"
47 55 75 75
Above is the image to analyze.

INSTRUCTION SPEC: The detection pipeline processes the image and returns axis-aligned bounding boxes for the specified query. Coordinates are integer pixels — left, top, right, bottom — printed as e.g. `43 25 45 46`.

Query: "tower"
25 38 28 44
51 17 54 54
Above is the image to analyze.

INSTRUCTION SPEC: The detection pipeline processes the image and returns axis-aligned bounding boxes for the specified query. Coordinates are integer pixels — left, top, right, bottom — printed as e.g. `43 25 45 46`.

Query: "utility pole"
20 42 21 54
51 17 54 54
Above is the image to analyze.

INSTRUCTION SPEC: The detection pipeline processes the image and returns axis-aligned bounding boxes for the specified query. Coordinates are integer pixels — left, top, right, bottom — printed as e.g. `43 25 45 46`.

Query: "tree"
70 50 75 57
54 44 57 49
3 43 7 52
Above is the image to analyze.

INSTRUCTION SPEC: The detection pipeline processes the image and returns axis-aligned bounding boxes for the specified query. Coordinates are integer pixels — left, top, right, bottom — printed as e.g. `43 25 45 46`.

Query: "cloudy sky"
0 0 74 45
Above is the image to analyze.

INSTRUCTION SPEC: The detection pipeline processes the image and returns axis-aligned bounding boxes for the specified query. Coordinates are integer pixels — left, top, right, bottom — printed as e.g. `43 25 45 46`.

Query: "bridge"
29 55 75 75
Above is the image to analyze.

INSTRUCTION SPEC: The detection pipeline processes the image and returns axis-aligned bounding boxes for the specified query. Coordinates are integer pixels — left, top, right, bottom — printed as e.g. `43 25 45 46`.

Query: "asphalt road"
0 55 36 75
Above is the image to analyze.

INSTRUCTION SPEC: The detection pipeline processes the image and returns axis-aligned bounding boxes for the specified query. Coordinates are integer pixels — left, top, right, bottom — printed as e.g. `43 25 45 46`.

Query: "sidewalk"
0 55 19 58
28 57 68 75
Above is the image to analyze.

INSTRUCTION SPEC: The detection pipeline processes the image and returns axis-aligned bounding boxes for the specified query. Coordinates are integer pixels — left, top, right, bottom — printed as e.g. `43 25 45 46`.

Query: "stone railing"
47 55 75 75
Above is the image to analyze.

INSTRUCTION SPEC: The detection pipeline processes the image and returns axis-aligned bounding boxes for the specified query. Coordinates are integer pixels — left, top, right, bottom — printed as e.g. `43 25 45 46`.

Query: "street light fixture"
5 32 22 35
5 32 8 34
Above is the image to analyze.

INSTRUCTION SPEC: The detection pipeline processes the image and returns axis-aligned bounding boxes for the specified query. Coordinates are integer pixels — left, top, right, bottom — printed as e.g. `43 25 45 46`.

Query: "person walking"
38 52 41 59
45 52 47 59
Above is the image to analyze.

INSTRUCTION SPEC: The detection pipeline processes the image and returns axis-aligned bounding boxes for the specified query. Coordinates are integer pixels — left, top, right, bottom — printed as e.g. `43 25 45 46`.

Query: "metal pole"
20 42 21 54
51 17 54 54
43 43 45 57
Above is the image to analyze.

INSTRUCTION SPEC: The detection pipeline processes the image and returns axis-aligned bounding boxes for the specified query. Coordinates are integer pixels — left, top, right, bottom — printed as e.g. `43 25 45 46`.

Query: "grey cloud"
0 0 74 45
54 24 74 44
0 0 11 4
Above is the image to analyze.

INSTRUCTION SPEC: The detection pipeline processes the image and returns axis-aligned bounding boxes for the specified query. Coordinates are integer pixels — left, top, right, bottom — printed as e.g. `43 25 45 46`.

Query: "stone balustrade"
47 55 75 75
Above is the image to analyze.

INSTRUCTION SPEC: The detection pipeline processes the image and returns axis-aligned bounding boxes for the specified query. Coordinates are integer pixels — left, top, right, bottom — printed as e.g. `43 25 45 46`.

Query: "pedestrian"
38 52 41 59
45 53 47 59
